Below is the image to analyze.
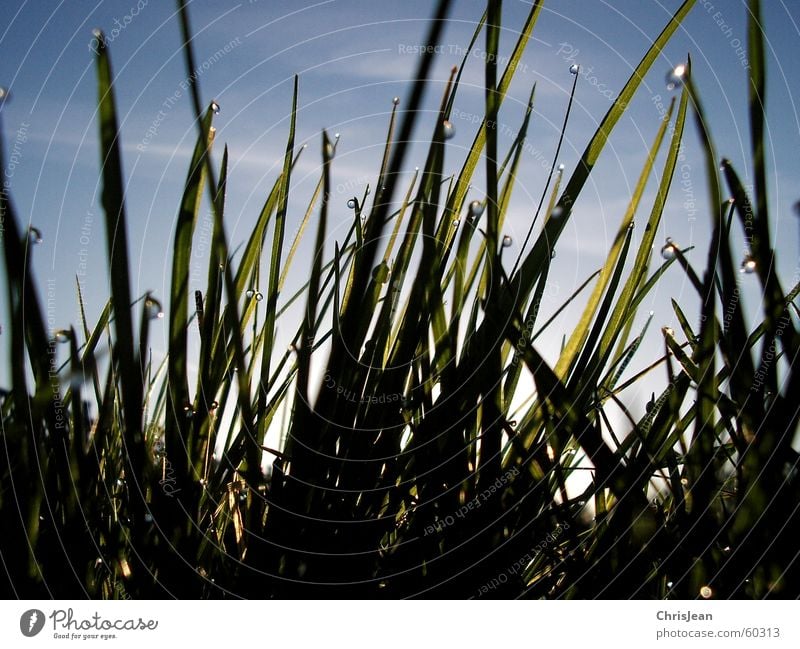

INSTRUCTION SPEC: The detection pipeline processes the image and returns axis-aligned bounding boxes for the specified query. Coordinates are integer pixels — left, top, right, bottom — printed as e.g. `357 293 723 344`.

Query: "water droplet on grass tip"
53 330 70 343
28 226 43 244
144 296 164 320
569 64 579 75
661 238 677 260
740 255 756 274
468 200 484 218
209 400 219 411
557 163 565 171
502 235 513 248
392 96 400 106
666 63 687 90
210 100 220 115
442 120 455 139
144 513 153 523
699 585 713 599
452 219 460 227
347 198 357 209
0 87 8 103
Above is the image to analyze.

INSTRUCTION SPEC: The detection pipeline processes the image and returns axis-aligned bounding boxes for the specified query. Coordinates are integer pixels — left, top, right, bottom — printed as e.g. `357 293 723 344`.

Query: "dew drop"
699 585 713 599
666 581 674 589
502 235 513 248
254 291 264 301
557 163 565 171
53 329 70 343
740 255 756 274
666 63 688 90
347 198 357 209
0 87 8 103
727 197 735 205
392 96 400 106
144 296 164 320
550 249 556 259
680 477 688 485
452 219 460 227
660 237 677 260
442 120 455 140
287 343 297 354
663 326 675 338
550 205 565 219
372 263 389 282
468 200 485 218
144 513 153 523
245 289 255 299
210 100 220 115
569 64 580 75
209 400 219 411
28 226 43 245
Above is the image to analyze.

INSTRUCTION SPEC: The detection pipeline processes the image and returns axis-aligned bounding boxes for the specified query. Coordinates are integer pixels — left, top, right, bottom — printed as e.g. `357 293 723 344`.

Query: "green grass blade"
258 75 298 442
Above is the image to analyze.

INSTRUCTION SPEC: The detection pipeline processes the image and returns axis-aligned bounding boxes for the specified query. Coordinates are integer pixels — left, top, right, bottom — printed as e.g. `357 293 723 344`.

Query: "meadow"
1 0 798 599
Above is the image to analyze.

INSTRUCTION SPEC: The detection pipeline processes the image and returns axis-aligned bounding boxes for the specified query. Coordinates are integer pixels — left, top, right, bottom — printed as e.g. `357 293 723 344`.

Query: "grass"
1 0 798 599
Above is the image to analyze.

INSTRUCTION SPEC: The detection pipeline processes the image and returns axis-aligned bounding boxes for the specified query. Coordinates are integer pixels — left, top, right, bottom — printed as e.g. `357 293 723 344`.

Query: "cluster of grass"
1 0 798 599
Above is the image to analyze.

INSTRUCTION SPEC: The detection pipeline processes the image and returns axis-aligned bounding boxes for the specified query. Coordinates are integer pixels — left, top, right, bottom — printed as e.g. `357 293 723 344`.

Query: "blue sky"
1 0 799 417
